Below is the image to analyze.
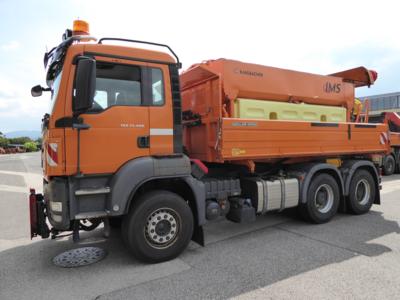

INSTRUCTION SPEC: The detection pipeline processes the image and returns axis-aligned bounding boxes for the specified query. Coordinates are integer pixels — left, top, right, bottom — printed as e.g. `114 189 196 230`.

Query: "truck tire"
300 173 340 224
122 190 194 263
383 155 395 176
347 169 375 215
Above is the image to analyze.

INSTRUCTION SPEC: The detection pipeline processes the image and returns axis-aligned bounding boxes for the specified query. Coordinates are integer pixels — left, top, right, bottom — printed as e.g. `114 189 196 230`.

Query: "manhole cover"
53 246 107 268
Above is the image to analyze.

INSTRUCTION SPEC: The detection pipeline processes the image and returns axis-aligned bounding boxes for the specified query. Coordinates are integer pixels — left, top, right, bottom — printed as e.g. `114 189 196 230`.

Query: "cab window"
91 62 142 111
48 71 62 113
90 62 165 112
151 68 164 106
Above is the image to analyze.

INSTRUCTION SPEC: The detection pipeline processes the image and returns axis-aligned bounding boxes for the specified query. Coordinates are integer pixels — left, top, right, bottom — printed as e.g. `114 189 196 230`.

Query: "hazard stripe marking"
47 143 58 166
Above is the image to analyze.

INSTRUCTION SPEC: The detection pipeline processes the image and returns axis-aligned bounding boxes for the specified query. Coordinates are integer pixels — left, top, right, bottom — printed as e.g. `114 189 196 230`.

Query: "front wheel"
122 190 194 263
300 173 340 224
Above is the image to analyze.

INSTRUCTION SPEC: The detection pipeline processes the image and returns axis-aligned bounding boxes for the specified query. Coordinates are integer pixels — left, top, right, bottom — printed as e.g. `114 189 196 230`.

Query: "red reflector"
29 189 38 239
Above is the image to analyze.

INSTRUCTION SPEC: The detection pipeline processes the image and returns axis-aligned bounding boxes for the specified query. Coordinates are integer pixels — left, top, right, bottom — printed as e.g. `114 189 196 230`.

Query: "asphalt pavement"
1 152 400 300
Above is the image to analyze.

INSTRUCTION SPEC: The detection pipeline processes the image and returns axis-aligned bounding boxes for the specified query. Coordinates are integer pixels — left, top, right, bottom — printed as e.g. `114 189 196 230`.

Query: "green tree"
9 136 32 145
35 137 43 150
24 142 38 152
0 136 9 147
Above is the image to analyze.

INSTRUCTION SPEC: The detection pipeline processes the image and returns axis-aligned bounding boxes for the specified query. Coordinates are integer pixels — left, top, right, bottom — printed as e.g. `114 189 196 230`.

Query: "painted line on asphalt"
0 170 42 192
0 184 28 194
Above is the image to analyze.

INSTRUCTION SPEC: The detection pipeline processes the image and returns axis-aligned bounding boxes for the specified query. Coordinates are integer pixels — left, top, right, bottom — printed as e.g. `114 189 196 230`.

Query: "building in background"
360 91 400 116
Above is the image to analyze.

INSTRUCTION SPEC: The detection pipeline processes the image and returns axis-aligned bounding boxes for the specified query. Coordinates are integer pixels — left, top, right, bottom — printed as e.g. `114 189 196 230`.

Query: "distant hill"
5 130 41 140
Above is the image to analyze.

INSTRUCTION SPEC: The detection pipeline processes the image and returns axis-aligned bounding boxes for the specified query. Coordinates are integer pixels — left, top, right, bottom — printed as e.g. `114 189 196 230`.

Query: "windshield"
48 71 62 113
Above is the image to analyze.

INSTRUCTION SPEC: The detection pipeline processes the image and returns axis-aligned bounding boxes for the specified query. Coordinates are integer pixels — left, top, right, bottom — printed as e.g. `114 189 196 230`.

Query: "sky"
0 0 399 133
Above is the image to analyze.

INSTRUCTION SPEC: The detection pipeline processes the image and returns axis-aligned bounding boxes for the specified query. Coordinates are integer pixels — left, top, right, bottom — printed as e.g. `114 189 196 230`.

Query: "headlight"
49 201 62 212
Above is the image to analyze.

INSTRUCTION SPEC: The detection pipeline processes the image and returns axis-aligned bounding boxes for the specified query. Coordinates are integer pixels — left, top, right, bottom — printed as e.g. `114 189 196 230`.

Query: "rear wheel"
122 190 194 263
347 169 375 215
383 155 395 176
300 173 340 224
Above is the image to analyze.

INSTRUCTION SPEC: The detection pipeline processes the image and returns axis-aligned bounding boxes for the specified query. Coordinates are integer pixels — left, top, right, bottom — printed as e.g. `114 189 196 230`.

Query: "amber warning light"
72 20 90 36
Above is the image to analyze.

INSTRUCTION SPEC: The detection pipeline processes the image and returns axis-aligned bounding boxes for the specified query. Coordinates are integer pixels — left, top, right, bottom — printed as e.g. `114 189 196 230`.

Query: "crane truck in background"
29 20 389 263
368 112 400 175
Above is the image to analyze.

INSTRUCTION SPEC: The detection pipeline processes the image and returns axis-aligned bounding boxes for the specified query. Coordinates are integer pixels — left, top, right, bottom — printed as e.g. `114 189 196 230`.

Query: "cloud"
0 75 48 132
0 90 17 99
1 40 20 51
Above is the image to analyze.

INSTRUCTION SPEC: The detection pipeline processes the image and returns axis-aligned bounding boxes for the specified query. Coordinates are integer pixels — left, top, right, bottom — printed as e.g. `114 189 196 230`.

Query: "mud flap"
29 189 50 239
191 225 204 246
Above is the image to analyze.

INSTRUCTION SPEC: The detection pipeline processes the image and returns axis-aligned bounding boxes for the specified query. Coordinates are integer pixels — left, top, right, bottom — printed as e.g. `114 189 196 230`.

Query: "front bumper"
29 177 71 238
43 178 71 231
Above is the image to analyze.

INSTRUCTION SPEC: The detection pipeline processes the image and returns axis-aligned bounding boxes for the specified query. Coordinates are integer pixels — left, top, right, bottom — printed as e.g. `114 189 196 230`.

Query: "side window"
91 62 142 111
151 68 164 106
93 90 108 109
89 62 165 112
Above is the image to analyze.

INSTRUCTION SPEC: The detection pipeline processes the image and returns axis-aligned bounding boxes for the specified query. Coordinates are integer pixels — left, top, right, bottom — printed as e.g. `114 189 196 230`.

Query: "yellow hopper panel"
234 98 346 122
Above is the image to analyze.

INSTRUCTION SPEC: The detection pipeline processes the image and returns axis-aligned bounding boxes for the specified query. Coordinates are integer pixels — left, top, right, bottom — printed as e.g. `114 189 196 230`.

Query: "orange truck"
29 20 388 263
368 112 400 175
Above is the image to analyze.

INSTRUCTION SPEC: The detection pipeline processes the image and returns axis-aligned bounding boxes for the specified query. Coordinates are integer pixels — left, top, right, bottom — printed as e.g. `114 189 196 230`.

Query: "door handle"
137 136 150 148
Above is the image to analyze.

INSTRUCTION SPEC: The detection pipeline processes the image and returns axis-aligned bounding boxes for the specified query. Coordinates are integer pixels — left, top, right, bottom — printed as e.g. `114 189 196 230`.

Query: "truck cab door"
65 58 151 175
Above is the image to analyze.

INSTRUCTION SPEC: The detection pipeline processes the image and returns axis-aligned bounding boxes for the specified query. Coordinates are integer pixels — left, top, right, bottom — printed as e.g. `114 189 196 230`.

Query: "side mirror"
73 58 96 114
31 85 48 97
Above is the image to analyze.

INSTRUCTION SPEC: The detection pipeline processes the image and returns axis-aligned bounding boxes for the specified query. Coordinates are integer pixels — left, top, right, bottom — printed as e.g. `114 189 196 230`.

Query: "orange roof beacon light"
72 19 90 36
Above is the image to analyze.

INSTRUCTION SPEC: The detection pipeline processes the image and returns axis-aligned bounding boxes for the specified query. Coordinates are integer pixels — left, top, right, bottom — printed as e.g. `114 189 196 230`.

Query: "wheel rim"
355 178 371 206
144 208 180 249
386 159 394 173
314 184 334 213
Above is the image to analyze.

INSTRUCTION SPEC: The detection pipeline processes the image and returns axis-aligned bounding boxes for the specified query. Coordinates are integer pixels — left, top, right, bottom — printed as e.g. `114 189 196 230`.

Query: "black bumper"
43 178 71 231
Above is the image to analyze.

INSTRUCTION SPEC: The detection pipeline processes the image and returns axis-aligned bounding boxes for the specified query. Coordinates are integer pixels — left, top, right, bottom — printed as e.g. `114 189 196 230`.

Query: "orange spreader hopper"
180 59 388 163
182 59 376 117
